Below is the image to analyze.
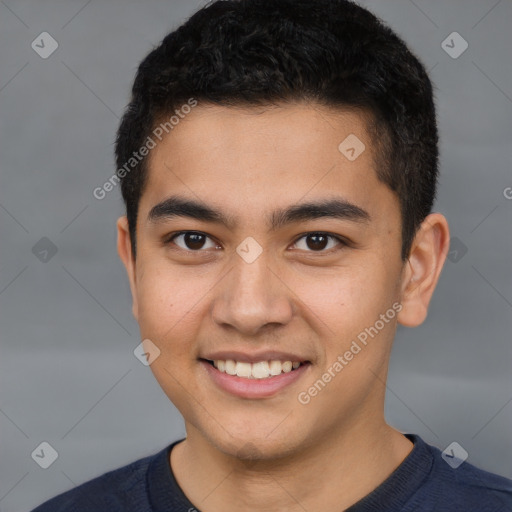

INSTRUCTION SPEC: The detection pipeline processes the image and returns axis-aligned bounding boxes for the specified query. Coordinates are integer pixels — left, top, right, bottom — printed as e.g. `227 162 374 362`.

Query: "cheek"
135 266 204 344
292 261 397 350
135 269 206 402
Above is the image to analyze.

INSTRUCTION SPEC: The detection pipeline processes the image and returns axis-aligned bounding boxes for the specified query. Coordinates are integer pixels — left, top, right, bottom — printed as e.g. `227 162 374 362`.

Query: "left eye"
291 233 345 252
169 232 220 251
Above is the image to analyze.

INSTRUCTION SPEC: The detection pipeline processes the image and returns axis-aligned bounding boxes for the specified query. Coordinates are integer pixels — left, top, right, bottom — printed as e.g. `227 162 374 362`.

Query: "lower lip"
201 360 310 399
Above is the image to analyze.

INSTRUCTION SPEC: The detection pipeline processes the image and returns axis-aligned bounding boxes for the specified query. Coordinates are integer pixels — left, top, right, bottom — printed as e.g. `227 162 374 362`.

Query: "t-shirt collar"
147 433 433 512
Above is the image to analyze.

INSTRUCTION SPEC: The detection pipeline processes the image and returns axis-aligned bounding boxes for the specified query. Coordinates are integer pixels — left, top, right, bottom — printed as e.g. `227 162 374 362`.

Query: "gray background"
1 0 511 510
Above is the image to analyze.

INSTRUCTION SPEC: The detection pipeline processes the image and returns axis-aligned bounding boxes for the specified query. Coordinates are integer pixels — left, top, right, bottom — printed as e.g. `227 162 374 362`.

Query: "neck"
170 420 414 512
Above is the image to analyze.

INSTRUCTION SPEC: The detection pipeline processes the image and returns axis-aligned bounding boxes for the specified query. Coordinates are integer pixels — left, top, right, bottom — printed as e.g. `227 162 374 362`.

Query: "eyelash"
164 231 348 254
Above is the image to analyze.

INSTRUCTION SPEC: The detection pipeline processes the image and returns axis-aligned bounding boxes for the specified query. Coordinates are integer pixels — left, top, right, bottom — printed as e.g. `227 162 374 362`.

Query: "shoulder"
416 437 512 511
30 449 161 512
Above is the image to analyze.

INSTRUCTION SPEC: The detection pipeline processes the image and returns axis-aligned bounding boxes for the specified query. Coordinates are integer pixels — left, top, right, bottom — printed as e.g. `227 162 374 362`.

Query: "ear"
397 213 450 327
117 216 139 321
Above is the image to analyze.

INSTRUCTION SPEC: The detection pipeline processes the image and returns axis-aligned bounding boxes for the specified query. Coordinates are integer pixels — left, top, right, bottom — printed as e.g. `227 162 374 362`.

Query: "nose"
211 249 294 336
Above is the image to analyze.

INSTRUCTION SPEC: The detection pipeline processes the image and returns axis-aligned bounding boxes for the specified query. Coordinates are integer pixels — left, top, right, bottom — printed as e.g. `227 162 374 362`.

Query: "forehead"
140 103 396 227
149 102 377 167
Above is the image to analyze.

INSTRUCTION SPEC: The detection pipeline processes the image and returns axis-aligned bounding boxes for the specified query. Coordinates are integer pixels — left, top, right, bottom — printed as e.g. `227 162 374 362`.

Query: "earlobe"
397 213 450 327
116 216 139 320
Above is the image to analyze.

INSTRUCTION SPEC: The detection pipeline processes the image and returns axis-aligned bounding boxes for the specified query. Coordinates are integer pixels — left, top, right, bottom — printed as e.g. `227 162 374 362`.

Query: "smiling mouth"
201 358 309 379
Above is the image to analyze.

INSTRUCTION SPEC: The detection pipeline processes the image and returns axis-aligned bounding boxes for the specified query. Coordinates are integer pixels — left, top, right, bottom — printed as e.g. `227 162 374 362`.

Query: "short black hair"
115 0 438 261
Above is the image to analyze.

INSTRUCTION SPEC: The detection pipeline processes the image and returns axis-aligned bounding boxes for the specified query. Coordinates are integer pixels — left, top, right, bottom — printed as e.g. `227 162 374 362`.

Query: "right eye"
166 231 221 252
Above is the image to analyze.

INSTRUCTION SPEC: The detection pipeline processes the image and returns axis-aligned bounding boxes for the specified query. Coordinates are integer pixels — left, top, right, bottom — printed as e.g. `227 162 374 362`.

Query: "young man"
33 0 512 510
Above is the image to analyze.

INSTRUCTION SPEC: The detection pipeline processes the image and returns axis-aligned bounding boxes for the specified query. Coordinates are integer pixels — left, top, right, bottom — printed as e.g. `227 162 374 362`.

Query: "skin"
117 102 450 511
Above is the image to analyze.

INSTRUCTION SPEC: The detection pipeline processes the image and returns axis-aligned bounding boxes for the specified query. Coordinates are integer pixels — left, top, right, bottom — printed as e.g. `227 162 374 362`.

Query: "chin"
198 418 311 462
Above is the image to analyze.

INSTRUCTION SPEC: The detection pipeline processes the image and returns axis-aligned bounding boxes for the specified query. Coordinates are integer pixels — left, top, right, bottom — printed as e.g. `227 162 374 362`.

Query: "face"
119 103 410 459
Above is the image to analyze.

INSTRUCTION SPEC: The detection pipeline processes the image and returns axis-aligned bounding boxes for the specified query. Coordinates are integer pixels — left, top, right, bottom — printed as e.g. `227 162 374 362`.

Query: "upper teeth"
214 360 301 379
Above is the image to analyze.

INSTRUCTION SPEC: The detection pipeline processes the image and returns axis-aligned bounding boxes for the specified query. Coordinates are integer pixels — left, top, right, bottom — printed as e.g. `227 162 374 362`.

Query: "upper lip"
200 350 310 364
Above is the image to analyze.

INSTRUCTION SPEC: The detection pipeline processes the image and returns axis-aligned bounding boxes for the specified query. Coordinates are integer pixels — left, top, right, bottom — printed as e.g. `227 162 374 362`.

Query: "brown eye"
305 233 328 251
169 232 219 251
292 232 345 252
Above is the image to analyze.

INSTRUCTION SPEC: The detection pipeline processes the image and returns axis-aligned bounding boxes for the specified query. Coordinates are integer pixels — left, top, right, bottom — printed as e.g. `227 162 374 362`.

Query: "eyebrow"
147 195 370 230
